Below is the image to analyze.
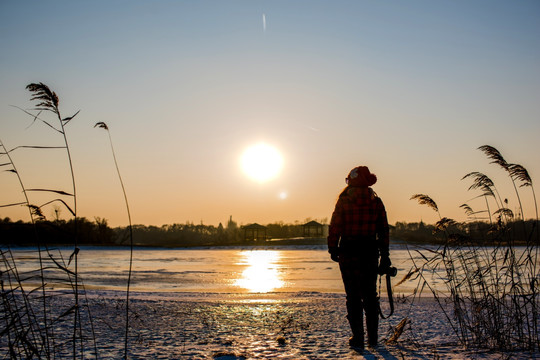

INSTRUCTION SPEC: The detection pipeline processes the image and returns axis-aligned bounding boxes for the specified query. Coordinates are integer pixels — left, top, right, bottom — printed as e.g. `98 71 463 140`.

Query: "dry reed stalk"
1 83 101 358
386 317 409 344
25 82 84 356
409 148 539 352
95 121 134 359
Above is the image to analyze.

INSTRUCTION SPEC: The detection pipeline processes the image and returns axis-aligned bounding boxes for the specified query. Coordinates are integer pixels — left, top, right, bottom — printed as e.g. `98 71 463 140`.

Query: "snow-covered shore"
46 291 538 360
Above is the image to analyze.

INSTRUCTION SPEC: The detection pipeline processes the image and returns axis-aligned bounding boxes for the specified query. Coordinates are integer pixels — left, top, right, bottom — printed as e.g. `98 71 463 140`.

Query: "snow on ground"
36 291 538 360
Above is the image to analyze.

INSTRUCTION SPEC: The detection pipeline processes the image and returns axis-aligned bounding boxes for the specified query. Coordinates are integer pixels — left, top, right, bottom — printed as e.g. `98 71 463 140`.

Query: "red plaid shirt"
328 187 389 250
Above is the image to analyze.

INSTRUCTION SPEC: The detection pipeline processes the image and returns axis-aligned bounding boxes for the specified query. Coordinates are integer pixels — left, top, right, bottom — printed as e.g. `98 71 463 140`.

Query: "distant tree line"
0 217 313 247
0 217 116 247
392 220 538 245
0 217 537 247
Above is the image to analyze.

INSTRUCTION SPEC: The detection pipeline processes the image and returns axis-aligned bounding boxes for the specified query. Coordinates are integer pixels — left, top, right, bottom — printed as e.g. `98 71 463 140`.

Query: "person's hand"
378 255 391 274
328 247 339 262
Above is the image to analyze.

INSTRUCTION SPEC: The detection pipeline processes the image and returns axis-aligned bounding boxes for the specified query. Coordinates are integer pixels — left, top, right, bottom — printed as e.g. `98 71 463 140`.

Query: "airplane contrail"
262 13 266 33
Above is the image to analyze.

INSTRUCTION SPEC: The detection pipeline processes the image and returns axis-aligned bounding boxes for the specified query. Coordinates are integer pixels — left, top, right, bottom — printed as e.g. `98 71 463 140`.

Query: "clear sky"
1 1 539 227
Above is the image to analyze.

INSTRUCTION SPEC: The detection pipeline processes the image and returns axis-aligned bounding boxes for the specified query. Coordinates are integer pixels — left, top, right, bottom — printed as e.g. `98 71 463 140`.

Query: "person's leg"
339 256 365 348
362 265 379 346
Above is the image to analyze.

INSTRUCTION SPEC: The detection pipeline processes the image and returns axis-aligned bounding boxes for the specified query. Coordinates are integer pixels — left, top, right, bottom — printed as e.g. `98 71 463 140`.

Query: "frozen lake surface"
7 244 434 295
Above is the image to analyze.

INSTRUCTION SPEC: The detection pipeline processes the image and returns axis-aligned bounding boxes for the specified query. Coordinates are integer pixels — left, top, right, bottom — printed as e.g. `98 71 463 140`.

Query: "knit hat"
346 166 377 187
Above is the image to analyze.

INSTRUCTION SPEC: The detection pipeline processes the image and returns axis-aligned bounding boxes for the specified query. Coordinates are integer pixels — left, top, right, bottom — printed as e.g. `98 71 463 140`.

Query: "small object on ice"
386 317 410 344
213 351 246 360
276 335 286 345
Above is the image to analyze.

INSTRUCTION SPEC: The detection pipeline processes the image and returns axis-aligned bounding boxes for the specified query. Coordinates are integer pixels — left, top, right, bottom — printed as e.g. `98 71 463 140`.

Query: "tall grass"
1 83 103 358
0 139 51 358
24 83 84 357
407 145 539 352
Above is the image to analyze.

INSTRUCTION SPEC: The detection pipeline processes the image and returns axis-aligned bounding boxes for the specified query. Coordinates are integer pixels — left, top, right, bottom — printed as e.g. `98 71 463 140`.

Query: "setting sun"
241 143 283 183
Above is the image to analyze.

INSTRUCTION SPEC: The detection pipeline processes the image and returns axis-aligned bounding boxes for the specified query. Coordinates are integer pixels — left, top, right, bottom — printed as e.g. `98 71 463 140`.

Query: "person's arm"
327 198 344 261
376 199 391 271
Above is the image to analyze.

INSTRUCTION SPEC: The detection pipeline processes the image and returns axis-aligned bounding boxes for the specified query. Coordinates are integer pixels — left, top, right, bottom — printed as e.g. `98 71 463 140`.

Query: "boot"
366 312 378 347
349 335 364 350
346 314 364 350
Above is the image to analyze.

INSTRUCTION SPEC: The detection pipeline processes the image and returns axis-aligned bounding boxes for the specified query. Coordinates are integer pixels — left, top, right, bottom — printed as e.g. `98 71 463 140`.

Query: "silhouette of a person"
327 166 391 350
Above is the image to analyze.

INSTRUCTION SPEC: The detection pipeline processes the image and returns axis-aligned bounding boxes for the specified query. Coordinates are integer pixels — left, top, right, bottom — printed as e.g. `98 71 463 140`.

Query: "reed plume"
508 164 532 188
410 194 439 215
508 163 538 235
493 208 514 220
26 82 59 113
460 204 474 217
478 145 508 170
461 171 504 224
434 217 457 232
462 172 494 194
478 145 529 220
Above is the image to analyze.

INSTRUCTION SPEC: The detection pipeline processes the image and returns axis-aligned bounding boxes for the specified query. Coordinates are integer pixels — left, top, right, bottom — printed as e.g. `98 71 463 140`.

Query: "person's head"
346 166 377 187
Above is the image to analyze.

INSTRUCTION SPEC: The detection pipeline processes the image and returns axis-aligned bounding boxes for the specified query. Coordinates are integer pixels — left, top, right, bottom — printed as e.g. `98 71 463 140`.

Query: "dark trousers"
338 243 379 346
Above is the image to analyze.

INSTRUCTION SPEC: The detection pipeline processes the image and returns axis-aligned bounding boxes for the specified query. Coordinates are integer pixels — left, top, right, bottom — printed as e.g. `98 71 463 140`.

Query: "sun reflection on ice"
235 251 284 293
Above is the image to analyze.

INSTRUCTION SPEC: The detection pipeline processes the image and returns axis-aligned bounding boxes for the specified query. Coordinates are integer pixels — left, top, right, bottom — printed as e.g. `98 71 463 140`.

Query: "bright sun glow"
235 251 284 293
241 143 283 183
